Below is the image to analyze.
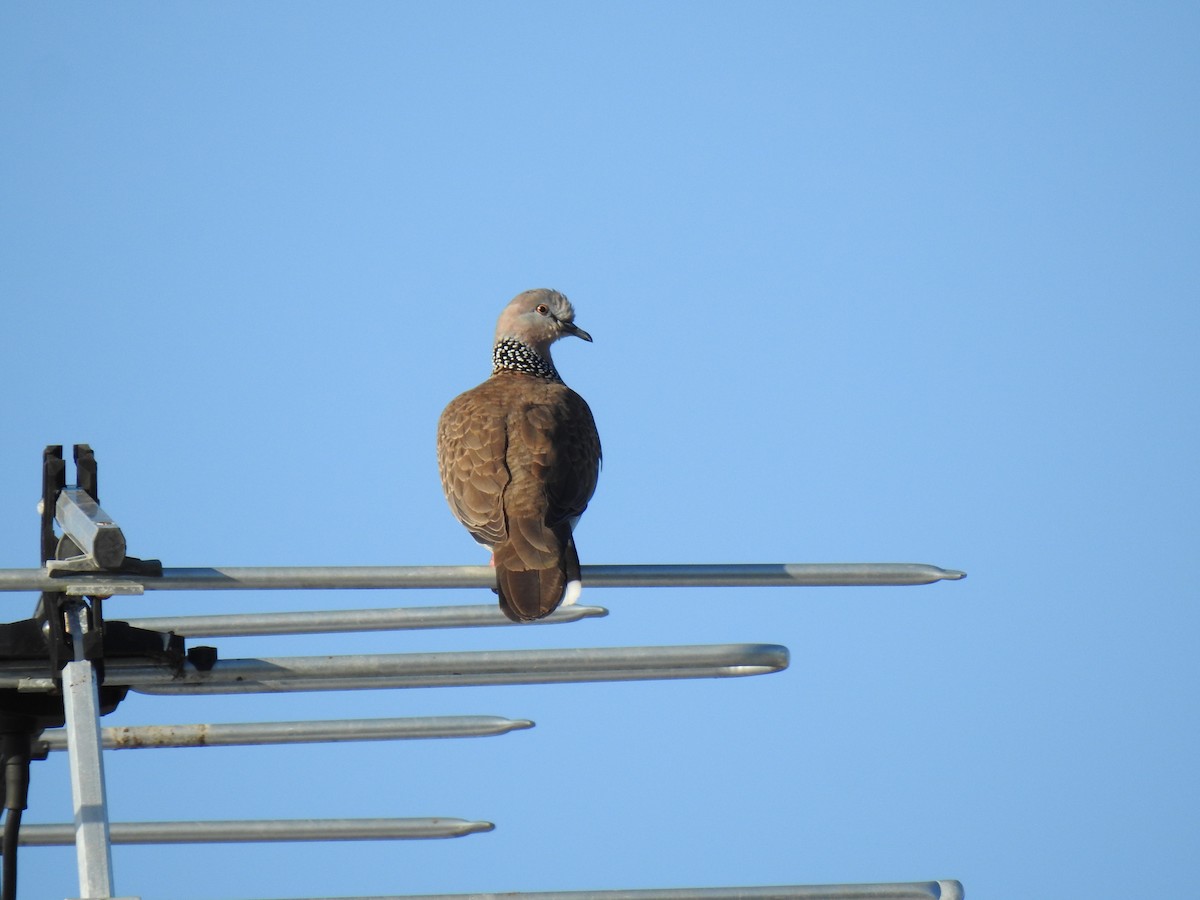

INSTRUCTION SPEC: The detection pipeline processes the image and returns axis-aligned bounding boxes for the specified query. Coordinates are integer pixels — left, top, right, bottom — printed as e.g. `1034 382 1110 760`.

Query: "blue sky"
2 3 1197 898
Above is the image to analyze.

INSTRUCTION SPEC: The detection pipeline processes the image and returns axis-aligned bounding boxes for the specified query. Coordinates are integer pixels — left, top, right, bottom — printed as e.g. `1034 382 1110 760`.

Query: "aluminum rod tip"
15 817 496 844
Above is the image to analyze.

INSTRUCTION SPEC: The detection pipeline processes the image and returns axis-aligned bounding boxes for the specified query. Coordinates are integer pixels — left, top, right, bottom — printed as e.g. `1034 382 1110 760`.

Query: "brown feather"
437 371 600 620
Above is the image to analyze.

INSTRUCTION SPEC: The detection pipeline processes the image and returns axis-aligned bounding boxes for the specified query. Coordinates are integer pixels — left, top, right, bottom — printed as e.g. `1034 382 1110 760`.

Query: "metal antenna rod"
0 643 790 696
247 882 965 900
15 817 494 846
121 603 607 637
36 716 535 753
0 563 966 594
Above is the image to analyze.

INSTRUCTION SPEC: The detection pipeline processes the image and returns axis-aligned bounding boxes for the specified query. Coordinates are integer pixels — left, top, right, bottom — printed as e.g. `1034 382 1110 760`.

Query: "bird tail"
494 520 576 622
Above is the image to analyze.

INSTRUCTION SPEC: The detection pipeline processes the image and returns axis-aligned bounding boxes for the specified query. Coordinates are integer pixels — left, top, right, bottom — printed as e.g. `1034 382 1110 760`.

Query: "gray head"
494 289 592 358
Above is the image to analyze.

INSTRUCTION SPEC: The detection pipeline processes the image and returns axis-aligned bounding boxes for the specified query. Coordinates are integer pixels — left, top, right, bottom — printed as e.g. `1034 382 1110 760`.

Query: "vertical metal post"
62 602 116 899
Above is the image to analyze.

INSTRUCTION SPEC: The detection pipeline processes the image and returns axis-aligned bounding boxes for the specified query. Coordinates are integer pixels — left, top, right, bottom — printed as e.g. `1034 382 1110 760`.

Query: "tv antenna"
0 445 966 900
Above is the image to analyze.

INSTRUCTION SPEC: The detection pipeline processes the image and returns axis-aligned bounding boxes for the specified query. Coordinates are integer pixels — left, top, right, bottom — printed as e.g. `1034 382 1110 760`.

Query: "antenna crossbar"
12 817 493 846
121 603 607 637
0 562 966 594
251 883 965 900
37 716 534 752
0 643 789 696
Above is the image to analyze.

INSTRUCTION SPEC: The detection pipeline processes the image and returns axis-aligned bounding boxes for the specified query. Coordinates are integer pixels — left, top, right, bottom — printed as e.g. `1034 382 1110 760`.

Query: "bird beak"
562 322 593 342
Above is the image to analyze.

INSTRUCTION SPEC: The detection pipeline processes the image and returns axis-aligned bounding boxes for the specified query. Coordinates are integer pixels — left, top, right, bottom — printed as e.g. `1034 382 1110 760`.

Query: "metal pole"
16 817 494 846
60 603 116 899
84 643 789 695
37 716 534 752
0 562 966 595
121 603 606 637
0 644 788 695
241 883 965 900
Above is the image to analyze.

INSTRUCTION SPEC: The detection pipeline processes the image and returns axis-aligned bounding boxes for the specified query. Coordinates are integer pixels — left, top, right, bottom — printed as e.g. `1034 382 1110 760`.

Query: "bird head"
494 289 592 357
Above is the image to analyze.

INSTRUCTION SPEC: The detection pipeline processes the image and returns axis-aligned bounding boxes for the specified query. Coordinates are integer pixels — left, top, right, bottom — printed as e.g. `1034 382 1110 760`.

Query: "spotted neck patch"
493 338 561 382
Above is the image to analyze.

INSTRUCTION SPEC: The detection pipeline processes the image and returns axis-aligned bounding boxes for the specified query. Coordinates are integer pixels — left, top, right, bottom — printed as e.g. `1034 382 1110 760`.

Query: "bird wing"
543 386 601 527
436 385 510 547
503 384 600 527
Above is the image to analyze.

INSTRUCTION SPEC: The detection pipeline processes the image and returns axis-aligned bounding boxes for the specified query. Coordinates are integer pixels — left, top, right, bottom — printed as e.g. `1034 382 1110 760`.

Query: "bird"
437 289 601 622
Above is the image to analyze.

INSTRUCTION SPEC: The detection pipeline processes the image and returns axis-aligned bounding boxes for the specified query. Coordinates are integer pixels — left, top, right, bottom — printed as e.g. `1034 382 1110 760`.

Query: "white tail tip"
562 579 582 606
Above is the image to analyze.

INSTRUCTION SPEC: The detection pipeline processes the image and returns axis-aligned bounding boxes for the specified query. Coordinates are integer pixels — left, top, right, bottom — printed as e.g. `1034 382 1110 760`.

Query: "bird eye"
535 304 550 316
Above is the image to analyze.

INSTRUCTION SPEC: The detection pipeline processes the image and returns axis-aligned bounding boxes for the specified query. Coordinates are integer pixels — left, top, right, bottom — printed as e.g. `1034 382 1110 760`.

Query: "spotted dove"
437 289 601 622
